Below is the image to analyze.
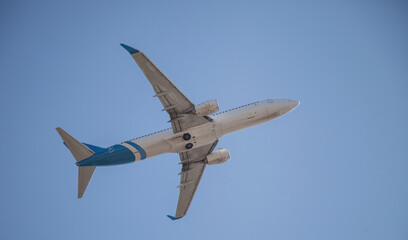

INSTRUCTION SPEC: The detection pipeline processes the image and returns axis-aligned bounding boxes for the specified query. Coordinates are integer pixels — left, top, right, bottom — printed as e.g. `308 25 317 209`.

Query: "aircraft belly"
165 122 217 153
125 132 173 160
189 122 217 150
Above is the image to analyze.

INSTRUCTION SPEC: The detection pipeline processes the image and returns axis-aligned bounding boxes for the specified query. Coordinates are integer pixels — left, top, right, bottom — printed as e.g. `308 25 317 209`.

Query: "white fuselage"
122 99 299 162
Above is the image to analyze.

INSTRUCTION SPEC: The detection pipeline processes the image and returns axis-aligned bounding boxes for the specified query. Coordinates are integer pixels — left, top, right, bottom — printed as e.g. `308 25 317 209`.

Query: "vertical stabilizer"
56 127 97 198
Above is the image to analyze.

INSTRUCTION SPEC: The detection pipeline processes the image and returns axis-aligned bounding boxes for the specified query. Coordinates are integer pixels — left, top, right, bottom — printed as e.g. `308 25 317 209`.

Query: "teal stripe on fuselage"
125 141 147 160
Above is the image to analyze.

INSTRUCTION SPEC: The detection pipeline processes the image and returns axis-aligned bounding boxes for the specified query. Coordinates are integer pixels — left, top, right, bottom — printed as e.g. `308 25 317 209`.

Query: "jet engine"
206 148 230 165
193 100 219 116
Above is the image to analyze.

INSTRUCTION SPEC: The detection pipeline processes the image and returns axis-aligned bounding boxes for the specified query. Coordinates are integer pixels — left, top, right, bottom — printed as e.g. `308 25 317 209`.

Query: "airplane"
56 44 300 220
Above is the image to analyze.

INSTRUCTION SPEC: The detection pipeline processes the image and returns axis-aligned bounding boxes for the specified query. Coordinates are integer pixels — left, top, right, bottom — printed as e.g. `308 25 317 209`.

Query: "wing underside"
121 44 218 219
121 44 210 133
173 140 218 219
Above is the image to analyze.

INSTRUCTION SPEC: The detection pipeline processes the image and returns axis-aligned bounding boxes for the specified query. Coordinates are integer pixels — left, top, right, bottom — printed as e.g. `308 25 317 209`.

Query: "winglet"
167 215 183 221
120 43 140 54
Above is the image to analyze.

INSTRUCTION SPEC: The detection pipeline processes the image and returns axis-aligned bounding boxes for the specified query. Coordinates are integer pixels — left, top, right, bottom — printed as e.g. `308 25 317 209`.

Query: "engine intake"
193 100 219 116
206 148 230 165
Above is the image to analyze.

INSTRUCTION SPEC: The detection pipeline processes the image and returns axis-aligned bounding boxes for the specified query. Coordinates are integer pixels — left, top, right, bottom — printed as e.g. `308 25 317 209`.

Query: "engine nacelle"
193 100 219 116
206 148 230 165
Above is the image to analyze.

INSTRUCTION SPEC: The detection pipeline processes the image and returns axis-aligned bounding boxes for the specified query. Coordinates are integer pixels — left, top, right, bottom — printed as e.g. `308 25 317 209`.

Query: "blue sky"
1 1 407 239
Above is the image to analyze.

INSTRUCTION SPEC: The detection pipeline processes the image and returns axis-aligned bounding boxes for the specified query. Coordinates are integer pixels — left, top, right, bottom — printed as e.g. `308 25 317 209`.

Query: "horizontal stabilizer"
56 127 97 198
56 127 94 162
78 166 96 198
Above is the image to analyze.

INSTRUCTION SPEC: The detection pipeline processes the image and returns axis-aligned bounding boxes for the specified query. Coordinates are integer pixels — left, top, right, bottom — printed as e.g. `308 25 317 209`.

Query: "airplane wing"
167 140 218 220
120 44 211 133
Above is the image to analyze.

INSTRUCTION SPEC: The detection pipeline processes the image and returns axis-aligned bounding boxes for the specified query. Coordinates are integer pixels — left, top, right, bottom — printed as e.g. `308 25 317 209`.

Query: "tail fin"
56 127 96 198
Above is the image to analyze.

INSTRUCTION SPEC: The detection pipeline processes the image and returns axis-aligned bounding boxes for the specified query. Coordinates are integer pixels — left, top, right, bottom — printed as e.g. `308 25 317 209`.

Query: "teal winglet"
167 215 182 220
120 43 140 54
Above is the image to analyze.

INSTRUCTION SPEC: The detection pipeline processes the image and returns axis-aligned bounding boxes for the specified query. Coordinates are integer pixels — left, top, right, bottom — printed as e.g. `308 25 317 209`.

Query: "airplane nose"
288 99 300 110
279 99 299 115
266 99 300 119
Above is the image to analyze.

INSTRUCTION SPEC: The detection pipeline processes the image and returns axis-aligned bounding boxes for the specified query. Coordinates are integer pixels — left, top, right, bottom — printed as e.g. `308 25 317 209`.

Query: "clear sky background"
1 1 407 239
